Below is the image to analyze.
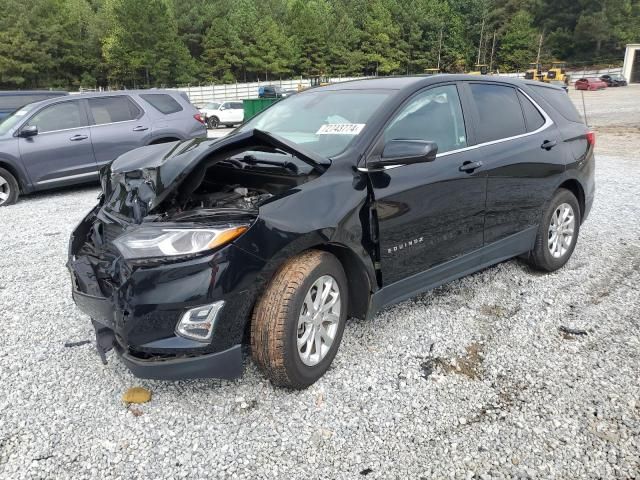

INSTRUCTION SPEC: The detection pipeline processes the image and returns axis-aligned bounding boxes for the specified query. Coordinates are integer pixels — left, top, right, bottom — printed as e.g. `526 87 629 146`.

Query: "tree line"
0 0 638 90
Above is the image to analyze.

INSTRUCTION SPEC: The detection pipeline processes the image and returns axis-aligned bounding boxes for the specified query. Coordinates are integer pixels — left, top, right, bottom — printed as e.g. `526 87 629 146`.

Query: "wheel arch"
315 243 373 320
557 178 585 222
0 159 28 193
148 136 181 145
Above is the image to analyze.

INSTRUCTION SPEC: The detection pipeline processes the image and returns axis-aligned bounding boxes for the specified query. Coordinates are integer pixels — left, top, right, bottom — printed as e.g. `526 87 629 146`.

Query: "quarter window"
518 91 545 132
26 101 85 133
88 96 141 125
384 84 467 153
140 94 183 114
469 84 525 143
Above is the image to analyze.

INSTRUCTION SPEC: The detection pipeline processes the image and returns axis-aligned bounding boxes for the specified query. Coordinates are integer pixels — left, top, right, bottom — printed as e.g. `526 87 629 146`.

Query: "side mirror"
19 125 38 138
219 106 226 111
366 139 438 171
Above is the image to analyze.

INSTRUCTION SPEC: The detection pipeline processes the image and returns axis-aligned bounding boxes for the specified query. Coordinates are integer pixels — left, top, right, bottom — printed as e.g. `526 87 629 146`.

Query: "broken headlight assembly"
112 225 248 259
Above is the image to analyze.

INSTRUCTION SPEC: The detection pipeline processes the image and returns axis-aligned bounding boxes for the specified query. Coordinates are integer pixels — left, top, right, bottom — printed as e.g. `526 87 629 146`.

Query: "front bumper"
68 212 266 380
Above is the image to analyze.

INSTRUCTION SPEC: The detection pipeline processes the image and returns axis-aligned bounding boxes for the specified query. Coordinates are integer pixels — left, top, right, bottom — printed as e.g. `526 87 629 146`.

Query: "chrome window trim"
358 87 554 172
36 171 98 185
435 87 553 159
19 99 88 135
89 119 139 129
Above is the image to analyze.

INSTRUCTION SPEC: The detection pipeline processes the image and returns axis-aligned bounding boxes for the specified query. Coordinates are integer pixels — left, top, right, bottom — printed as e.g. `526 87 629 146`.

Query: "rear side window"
530 85 583 123
140 94 183 114
469 84 525 143
88 96 141 125
517 91 545 132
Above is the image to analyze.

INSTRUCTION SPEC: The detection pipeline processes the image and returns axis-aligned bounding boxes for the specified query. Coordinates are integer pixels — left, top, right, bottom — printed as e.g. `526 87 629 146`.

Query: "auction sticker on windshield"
316 123 365 135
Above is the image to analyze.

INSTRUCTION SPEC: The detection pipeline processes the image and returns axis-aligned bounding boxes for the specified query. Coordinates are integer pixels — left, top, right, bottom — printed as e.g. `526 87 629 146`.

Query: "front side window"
384 84 467 153
88 96 140 125
26 101 85 133
140 94 183 114
231 102 243 110
469 84 525 143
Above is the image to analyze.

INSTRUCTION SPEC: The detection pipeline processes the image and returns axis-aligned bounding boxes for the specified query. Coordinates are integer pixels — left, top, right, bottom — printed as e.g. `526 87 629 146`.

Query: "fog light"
176 301 224 342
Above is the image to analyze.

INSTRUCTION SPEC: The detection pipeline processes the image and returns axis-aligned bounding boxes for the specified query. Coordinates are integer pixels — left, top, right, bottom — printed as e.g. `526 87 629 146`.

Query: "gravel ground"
1 86 639 480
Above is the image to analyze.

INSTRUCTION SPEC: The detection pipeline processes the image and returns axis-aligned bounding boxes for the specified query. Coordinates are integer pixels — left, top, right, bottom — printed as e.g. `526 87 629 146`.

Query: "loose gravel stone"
0 86 639 479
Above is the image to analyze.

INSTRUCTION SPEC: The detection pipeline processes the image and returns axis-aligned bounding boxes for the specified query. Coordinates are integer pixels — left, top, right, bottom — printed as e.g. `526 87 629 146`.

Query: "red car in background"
575 78 607 91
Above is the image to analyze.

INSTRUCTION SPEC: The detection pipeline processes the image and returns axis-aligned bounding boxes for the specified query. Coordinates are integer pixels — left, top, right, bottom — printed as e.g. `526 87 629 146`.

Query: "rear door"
230 102 244 123
87 95 150 169
18 99 97 187
463 82 563 244
369 83 486 284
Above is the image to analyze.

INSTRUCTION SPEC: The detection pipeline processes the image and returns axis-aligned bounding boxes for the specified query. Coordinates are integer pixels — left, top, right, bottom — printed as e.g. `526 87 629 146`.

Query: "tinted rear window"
518 91 545 132
530 85 583 123
140 94 183 114
469 83 525 143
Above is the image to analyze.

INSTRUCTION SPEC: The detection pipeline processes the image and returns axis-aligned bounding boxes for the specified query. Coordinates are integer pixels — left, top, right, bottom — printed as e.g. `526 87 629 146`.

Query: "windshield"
204 102 220 110
238 90 391 157
0 106 32 136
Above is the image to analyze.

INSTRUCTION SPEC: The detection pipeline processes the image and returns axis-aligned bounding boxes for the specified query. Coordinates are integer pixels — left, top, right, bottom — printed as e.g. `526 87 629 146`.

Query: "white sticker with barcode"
316 123 365 135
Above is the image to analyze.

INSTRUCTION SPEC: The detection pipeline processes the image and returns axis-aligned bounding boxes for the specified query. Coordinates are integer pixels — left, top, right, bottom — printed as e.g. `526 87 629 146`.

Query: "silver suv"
0 90 206 206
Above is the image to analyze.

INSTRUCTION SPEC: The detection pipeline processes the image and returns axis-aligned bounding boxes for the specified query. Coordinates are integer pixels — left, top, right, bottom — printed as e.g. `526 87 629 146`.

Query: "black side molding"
367 227 537 319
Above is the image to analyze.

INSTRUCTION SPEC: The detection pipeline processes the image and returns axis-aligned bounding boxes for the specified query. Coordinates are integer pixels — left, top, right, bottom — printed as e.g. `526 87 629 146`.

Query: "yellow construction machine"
524 63 545 81
544 62 570 84
468 64 489 75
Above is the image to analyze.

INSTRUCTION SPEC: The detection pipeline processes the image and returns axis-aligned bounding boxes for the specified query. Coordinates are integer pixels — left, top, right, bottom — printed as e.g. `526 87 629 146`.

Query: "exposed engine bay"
179 150 315 213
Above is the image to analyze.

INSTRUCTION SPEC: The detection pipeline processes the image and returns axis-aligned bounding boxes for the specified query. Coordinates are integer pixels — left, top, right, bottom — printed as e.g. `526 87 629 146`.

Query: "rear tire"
0 167 19 206
527 188 581 272
251 250 348 389
207 116 219 129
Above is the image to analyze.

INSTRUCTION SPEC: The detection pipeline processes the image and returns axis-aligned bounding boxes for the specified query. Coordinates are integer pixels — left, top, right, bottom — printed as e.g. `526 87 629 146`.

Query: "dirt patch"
421 342 484 380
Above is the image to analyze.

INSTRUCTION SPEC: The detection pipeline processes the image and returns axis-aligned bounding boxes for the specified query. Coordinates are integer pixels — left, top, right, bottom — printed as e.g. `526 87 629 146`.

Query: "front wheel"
0 167 19 207
526 188 581 272
207 116 219 129
251 250 348 389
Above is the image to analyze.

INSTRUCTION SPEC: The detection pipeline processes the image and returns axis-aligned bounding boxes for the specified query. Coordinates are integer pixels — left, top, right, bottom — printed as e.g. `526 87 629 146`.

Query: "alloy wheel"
0 174 10 206
297 275 341 366
548 202 575 258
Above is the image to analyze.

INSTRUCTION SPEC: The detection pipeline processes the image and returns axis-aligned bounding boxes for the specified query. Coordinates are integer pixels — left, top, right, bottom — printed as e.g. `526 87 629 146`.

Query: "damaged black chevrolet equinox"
68 76 595 388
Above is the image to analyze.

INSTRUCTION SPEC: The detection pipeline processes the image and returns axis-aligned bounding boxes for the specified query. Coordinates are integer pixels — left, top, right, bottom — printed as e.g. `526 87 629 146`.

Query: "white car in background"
200 101 244 129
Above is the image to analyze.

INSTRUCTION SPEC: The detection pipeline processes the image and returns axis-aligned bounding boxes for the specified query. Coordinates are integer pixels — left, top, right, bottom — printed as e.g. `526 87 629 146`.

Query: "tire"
251 250 348 389
207 116 219 129
0 167 19 207
527 188 581 272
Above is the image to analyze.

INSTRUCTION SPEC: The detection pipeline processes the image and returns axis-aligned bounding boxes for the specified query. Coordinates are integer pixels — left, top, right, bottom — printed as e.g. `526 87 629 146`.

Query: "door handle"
541 139 557 150
133 126 149 132
69 134 88 141
459 160 483 173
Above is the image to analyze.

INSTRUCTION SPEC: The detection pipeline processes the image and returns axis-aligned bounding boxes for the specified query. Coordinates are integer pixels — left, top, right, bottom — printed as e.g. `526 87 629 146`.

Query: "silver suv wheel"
548 202 575 258
0 173 11 206
297 275 341 366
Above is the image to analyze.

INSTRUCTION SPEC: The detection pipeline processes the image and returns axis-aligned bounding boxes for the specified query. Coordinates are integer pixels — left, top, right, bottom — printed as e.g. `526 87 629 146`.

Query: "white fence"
170 76 367 107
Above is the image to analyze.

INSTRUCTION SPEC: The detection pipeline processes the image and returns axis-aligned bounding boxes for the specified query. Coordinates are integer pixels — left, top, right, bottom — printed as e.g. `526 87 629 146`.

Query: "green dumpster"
243 98 279 121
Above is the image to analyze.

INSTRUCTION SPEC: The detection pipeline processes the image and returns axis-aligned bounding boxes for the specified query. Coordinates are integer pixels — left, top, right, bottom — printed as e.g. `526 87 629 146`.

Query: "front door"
368 83 486 285
18 100 97 187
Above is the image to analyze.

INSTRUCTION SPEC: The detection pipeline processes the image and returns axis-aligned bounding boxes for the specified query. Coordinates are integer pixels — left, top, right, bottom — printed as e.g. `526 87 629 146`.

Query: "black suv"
68 76 595 389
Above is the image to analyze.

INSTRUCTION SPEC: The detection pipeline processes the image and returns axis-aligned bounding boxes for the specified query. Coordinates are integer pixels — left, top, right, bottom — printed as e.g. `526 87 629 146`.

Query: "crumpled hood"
103 129 329 220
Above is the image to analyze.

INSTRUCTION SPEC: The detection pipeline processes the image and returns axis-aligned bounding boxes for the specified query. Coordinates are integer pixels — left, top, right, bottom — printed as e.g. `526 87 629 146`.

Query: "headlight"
112 225 248 259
